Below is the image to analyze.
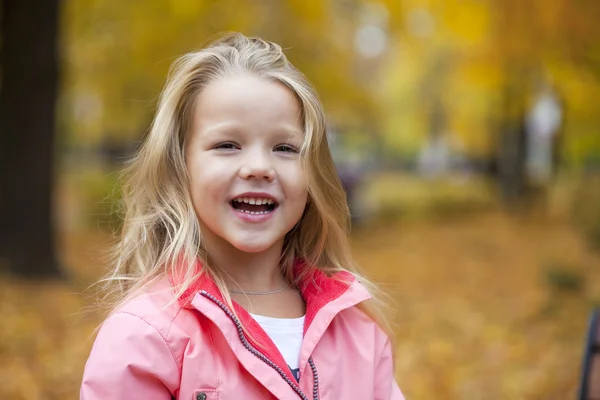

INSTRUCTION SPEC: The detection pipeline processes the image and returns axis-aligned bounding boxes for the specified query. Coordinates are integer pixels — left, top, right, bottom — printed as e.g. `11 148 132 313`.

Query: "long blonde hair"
101 32 393 338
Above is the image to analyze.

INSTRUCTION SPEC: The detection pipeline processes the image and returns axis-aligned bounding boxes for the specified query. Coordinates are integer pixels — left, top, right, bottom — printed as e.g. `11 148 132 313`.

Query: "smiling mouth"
230 197 278 214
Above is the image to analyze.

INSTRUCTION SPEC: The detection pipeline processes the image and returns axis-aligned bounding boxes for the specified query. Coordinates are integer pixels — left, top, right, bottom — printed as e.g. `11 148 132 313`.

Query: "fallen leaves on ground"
0 211 598 399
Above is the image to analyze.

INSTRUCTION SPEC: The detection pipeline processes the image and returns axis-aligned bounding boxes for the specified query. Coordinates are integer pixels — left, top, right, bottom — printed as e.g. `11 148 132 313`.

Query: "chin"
229 239 276 254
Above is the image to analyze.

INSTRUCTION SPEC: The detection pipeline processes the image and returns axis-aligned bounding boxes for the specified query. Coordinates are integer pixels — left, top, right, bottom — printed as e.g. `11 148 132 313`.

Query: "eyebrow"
199 123 303 140
197 122 237 137
272 126 304 140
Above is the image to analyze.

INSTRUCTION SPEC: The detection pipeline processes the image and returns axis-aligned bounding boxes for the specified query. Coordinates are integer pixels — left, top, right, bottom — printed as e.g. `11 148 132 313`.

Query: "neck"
202 236 288 293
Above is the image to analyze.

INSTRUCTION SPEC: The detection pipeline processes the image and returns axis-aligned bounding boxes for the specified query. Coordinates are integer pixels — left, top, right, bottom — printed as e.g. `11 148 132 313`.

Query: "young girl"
80 33 405 400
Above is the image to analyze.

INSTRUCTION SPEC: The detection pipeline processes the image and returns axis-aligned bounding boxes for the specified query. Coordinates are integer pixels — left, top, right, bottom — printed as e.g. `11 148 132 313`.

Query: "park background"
2 0 600 398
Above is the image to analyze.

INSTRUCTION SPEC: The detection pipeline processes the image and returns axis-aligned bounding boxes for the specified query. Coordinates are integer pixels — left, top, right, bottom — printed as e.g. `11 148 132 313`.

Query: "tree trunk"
496 118 527 204
0 0 63 278
496 82 528 206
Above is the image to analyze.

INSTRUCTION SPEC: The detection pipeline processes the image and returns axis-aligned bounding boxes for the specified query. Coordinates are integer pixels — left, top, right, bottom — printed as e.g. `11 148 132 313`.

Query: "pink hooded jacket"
80 266 405 399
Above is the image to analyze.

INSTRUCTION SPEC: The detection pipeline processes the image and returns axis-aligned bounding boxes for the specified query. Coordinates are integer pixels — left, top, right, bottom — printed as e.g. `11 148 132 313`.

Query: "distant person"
525 85 563 185
80 33 405 399
337 161 363 222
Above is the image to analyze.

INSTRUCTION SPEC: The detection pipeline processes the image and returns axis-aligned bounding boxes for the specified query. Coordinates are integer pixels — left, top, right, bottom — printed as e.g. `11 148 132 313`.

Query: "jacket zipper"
199 291 320 400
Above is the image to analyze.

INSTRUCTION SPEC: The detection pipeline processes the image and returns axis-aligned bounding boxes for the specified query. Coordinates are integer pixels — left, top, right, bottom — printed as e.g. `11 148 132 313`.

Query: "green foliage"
363 172 497 223
571 174 600 251
588 215 600 251
542 260 584 293
78 170 123 231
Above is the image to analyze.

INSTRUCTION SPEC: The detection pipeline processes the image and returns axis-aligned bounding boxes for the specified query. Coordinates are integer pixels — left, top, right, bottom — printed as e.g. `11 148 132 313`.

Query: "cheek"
189 171 224 205
187 156 226 194
288 162 308 189
188 172 223 229
187 171 215 219
288 169 309 206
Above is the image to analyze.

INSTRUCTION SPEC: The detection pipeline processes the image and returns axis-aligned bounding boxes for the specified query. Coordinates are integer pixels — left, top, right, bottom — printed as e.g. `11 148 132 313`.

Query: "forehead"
192 75 303 136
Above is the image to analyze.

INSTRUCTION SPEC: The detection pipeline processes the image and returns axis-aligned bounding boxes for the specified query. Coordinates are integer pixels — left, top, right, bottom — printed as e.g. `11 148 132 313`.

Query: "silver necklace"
228 282 291 295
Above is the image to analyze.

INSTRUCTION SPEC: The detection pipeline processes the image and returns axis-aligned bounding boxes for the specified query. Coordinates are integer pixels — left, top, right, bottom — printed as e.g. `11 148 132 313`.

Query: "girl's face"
186 75 308 254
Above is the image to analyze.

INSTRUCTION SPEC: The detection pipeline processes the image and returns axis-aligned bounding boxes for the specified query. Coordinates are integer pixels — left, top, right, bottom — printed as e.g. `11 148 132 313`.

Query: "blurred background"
1 0 600 398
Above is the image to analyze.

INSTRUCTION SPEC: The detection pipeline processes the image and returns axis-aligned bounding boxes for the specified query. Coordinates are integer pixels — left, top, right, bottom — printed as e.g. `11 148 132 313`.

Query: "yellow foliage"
60 0 600 161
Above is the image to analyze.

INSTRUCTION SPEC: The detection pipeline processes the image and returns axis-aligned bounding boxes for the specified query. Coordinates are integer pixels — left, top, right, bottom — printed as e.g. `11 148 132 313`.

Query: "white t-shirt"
250 313 305 381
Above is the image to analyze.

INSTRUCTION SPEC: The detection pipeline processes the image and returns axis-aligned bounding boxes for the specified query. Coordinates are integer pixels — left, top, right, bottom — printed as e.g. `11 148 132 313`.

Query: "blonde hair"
101 32 393 339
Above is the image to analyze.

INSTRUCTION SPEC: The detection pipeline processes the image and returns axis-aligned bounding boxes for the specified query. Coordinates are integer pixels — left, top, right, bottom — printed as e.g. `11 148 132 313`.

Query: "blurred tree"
0 0 62 277
60 0 398 148
490 0 600 201
491 0 533 203
382 0 600 197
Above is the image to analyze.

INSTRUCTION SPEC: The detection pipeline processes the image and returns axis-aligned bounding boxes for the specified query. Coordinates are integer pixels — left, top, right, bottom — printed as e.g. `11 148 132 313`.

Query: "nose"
239 150 275 182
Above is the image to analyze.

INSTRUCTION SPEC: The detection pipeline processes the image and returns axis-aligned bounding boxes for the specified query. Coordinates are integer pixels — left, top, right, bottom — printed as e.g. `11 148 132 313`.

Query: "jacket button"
196 393 207 400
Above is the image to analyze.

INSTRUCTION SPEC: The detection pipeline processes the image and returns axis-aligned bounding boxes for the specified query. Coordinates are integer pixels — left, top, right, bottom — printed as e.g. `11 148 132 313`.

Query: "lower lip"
231 206 276 223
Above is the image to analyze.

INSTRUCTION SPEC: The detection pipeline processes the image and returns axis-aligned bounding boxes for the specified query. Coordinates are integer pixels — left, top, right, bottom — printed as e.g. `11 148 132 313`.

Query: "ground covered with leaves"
0 211 598 399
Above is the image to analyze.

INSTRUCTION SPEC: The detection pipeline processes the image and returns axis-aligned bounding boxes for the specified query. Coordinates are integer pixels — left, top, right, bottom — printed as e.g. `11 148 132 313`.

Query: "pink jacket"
80 266 405 399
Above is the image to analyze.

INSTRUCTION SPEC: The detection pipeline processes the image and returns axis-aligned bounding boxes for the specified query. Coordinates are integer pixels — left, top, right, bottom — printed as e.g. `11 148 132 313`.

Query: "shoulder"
116 277 183 333
338 304 389 340
333 281 392 352
81 278 191 397
97 277 199 367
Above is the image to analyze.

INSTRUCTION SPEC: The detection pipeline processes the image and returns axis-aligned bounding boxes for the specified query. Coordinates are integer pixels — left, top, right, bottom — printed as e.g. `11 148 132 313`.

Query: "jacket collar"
169 259 372 383
169 259 370 334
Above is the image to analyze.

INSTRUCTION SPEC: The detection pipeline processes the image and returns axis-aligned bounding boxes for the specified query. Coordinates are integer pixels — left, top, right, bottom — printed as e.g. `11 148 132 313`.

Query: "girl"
81 33 405 400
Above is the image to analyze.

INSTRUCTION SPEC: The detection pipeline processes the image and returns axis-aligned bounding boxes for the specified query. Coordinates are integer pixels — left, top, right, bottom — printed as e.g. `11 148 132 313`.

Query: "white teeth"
232 197 275 205
238 209 270 214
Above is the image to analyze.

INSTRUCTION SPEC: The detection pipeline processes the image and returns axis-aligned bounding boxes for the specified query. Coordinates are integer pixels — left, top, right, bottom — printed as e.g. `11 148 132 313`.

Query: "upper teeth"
233 197 274 205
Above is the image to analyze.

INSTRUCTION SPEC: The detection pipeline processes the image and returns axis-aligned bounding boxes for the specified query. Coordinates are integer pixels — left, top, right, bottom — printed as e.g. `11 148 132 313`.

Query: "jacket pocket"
192 389 218 400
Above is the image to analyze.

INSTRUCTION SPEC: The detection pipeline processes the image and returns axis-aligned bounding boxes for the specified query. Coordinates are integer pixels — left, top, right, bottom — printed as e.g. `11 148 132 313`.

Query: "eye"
274 144 298 153
213 142 239 150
